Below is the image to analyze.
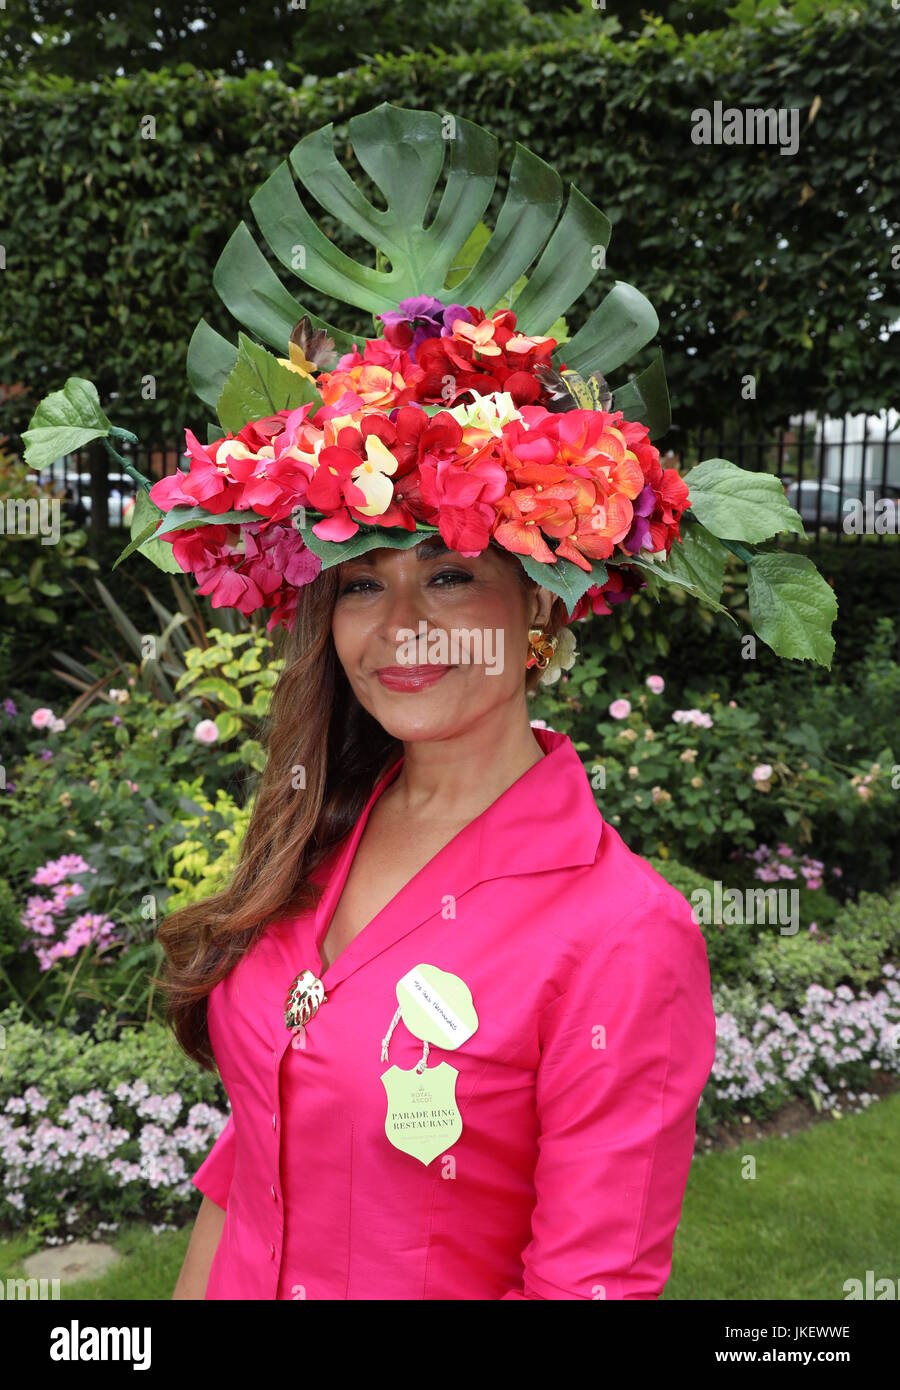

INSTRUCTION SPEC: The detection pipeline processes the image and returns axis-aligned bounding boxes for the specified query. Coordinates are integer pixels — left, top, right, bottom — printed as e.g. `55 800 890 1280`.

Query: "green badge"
381 1061 463 1166
395 964 479 1050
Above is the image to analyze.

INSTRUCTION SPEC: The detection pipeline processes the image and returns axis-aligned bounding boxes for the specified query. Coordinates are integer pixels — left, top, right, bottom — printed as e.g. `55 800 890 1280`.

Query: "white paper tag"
395 964 477 1049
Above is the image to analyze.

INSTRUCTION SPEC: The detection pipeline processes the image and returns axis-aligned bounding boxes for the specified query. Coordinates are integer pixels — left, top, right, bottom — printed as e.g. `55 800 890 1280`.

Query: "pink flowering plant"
21 855 121 974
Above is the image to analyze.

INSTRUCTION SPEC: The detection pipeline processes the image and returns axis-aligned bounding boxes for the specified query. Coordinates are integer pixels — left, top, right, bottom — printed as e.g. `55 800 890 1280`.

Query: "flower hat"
24 104 837 671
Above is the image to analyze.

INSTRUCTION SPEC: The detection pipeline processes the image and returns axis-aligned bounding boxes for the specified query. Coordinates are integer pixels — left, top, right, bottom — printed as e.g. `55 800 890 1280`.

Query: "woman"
169 529 716 1301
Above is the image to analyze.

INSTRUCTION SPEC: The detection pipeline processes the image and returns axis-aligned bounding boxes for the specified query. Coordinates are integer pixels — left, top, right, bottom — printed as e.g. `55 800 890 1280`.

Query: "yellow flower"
350 433 398 516
277 341 318 380
446 392 522 434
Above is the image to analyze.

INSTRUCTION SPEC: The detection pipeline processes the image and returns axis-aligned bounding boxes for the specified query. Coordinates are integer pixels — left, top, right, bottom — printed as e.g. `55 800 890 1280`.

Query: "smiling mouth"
375 665 454 690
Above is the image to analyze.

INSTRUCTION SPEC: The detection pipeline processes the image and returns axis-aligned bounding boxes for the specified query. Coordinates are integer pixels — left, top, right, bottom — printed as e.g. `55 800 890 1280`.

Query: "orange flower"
556 494 635 570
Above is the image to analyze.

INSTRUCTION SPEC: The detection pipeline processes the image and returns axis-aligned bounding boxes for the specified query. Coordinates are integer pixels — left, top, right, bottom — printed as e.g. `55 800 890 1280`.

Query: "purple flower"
378 296 472 361
40 749 53 762
111 715 121 726
622 485 657 555
3 698 17 718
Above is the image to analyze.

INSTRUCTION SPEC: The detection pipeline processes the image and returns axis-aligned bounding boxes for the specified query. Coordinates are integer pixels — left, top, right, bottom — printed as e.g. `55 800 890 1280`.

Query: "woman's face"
331 537 555 742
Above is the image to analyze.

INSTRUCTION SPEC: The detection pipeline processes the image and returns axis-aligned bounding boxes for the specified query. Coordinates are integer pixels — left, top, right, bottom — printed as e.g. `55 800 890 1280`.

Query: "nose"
378 579 431 654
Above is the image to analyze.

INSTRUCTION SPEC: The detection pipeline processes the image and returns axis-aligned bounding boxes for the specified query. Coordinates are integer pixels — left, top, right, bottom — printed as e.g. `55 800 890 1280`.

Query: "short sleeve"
191 1112 236 1212
500 884 716 1300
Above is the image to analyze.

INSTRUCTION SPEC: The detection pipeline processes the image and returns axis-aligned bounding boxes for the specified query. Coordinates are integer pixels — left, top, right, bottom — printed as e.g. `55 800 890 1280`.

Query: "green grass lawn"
3 1095 897 1299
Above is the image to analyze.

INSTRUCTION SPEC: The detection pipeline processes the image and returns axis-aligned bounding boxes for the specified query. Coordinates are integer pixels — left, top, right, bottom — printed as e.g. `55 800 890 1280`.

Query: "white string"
381 1007 431 1073
381 1006 402 1062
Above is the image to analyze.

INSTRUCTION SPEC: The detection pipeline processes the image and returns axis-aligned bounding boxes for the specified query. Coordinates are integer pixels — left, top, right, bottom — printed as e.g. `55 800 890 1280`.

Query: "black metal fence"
676 410 900 544
25 409 900 544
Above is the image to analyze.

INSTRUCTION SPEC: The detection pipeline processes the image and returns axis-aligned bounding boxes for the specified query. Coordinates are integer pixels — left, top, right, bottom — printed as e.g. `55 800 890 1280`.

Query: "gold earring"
526 627 558 671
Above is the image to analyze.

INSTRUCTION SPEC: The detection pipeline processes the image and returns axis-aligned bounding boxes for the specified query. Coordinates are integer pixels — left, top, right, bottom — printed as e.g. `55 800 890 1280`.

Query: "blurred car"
784 480 900 531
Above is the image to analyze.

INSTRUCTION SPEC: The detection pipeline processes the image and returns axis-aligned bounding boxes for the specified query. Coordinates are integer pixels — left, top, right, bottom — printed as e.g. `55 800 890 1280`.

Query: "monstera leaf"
187 103 667 435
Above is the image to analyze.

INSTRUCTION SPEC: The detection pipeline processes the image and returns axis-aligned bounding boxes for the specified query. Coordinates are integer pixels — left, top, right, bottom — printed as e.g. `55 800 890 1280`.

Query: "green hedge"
1 6 897 445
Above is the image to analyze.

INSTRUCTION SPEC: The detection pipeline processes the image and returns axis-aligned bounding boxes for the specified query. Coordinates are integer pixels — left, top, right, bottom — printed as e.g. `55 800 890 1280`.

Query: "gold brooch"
285 968 326 1031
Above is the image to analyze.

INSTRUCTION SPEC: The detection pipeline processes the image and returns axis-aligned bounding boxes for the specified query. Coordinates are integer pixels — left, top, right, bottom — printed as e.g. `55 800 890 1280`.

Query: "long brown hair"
155 542 566 1069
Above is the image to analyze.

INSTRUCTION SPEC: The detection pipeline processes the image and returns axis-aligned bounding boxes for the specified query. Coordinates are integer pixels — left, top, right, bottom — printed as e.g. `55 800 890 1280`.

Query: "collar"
311 723 603 990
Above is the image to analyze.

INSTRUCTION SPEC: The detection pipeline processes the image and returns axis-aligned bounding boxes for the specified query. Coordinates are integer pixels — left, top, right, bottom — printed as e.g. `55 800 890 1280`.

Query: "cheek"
330 608 369 672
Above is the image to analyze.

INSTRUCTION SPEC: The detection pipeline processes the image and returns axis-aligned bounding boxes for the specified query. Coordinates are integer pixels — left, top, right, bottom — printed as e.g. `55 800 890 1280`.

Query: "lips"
375 664 453 691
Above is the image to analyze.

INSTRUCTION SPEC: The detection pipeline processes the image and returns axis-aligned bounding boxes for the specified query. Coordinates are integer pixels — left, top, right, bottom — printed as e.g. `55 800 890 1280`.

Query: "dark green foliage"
1 7 897 445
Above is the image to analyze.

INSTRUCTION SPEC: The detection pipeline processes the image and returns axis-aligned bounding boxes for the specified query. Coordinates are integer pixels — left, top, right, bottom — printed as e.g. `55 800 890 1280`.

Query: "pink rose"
609 699 632 720
31 708 55 729
193 719 220 745
645 675 665 694
752 764 773 782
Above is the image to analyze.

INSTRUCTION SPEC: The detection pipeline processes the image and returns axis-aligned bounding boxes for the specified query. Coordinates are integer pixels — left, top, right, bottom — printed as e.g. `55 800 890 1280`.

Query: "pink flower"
31 855 93 886
193 720 220 745
672 709 714 729
752 764 773 782
645 675 665 695
31 708 55 729
609 699 632 720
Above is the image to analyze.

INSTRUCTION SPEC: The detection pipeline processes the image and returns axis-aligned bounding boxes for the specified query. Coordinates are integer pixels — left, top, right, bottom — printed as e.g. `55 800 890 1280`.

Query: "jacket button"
272 1112 276 1130
271 1184 277 1201
269 1243 275 1260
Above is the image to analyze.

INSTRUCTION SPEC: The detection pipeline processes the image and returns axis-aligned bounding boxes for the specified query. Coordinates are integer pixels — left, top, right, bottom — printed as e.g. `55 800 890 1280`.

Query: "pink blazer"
192 724 716 1299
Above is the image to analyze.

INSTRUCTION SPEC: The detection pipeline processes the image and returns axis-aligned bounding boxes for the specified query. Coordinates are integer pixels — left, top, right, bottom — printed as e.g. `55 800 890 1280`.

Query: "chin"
369 698 468 744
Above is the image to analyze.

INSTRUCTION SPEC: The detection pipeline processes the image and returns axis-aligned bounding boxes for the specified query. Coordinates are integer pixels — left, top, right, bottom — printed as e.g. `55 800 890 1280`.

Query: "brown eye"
430 570 472 587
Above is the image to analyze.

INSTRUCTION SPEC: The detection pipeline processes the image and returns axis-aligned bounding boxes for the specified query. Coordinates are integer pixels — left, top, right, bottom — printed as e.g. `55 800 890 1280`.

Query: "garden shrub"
749 889 900 1012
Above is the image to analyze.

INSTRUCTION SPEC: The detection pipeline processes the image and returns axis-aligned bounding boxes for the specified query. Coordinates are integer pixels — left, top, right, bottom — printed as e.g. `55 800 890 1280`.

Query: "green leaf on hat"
113 487 183 574
747 552 837 668
520 552 605 617
299 523 428 570
216 332 321 433
608 348 671 440
190 103 661 414
155 505 251 537
22 377 112 471
661 524 727 605
683 458 806 543
624 552 735 619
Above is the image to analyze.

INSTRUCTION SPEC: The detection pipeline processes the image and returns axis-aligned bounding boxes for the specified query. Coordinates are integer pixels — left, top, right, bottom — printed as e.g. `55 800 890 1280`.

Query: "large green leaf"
747 552 837 668
684 458 806 543
216 333 321 432
22 377 112 471
608 349 671 439
661 524 728 604
190 103 661 416
555 281 659 378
